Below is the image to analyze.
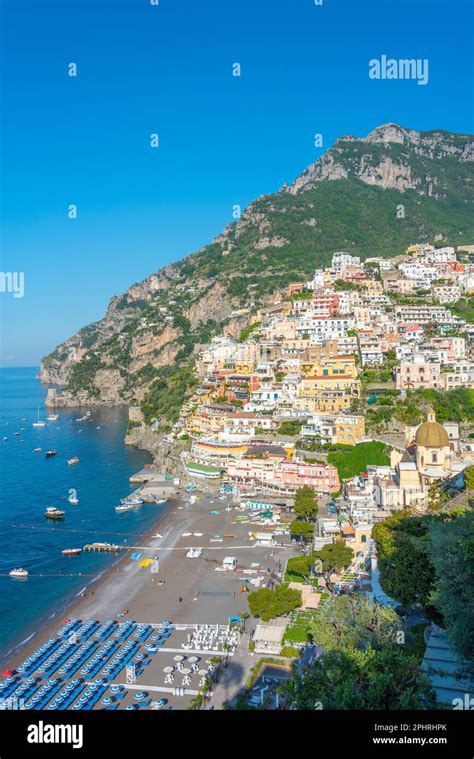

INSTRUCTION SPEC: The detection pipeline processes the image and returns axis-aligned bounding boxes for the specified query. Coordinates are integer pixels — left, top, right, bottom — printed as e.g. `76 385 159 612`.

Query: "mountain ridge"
40 122 474 425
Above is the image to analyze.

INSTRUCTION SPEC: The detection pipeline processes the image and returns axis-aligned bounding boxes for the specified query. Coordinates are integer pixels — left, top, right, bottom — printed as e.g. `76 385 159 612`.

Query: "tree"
463 465 474 491
285 555 313 583
429 510 474 662
372 512 437 613
286 596 436 710
308 595 400 651
247 584 302 622
290 520 315 543
313 542 354 589
286 647 435 710
293 485 318 520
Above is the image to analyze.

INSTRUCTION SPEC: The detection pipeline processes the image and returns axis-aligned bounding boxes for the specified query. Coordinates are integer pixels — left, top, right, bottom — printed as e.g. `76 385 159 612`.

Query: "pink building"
395 359 442 390
226 457 339 494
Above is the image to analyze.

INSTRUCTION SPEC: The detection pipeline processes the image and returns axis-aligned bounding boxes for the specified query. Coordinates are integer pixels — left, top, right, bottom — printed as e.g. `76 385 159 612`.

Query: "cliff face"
40 122 474 426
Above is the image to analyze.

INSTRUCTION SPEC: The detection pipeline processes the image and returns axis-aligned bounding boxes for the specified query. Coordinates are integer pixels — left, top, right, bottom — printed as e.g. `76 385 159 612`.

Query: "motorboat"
67 456 79 466
120 496 144 506
45 450 57 458
115 503 139 512
33 447 42 453
62 548 82 556
68 494 79 505
45 507 65 520
46 414 59 421
9 568 28 578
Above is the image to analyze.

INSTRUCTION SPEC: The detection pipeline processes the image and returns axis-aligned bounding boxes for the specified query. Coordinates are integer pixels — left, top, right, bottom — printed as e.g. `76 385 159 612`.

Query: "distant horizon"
1 0 472 366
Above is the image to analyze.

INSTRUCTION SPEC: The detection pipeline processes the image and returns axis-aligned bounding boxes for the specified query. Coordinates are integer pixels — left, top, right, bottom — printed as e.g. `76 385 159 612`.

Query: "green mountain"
40 122 474 429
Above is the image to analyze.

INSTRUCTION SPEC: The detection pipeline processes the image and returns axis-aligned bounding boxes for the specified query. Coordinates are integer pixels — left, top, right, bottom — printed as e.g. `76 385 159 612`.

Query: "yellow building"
298 374 361 398
294 393 352 414
300 356 358 378
333 414 365 445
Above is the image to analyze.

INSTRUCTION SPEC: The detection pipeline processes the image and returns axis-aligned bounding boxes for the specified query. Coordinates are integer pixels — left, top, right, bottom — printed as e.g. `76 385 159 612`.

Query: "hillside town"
148 241 474 708
170 243 473 508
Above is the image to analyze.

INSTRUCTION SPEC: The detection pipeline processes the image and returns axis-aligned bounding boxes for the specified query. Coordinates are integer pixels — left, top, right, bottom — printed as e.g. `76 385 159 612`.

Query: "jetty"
83 542 120 553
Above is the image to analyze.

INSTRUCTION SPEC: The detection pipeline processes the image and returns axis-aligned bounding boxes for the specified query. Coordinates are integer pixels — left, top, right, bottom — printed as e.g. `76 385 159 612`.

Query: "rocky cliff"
40 122 474 431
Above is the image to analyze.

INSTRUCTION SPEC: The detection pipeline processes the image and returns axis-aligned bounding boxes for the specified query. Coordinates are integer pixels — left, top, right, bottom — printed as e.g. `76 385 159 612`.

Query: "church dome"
415 408 449 448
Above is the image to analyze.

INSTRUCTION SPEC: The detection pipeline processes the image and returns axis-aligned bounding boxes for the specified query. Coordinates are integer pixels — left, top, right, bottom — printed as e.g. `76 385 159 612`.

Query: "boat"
32 407 46 427
46 414 59 421
33 447 42 453
154 498 167 504
13 431 20 436
9 568 28 578
67 456 79 466
120 496 144 506
45 449 57 458
45 507 65 520
61 548 82 556
115 503 139 512
68 494 79 505
3 437 7 442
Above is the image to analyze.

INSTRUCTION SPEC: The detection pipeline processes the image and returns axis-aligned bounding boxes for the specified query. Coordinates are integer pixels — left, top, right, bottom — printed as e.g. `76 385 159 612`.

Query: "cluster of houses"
169 243 474 510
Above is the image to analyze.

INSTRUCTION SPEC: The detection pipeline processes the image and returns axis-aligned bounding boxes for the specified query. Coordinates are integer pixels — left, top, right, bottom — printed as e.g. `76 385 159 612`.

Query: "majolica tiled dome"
415 408 449 448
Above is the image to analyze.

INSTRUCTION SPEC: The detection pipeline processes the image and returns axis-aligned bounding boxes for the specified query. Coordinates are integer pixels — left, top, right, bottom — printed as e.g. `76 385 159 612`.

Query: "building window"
432 452 438 464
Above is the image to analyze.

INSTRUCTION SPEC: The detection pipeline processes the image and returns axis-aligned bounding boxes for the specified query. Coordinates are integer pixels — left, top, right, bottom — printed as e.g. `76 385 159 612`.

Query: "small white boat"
9 568 28 578
46 414 59 421
32 407 46 427
33 447 42 453
115 503 138 512
3 437 7 442
67 456 79 466
154 498 167 504
68 495 79 505
120 496 144 506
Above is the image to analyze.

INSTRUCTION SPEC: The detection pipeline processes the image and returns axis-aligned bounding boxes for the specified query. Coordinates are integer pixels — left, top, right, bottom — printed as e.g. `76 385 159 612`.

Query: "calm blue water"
0 367 167 660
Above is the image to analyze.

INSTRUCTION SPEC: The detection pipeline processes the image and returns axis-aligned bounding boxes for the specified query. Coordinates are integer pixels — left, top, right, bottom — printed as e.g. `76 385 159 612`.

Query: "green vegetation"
293 485 318 520
140 366 198 425
284 556 314 584
238 321 261 342
373 508 474 661
247 585 302 622
450 295 474 322
277 419 303 436
66 352 105 398
289 520 315 543
286 596 436 710
313 542 354 588
327 441 390 480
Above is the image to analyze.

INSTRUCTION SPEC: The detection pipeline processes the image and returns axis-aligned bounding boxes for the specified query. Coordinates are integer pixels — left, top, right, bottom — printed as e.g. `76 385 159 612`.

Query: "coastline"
0 497 177 671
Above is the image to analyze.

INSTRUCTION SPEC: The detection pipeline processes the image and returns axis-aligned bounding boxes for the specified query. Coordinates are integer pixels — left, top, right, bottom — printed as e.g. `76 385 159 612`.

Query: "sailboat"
32 407 46 427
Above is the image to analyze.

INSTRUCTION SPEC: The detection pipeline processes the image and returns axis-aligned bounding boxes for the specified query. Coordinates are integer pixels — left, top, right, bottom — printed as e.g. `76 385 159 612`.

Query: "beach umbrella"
2 670 13 677
173 655 185 662
181 667 191 675
198 669 208 676
163 666 174 673
188 656 199 663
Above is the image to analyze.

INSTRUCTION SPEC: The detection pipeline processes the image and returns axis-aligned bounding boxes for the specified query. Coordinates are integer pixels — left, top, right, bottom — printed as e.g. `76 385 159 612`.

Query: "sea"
0 367 169 662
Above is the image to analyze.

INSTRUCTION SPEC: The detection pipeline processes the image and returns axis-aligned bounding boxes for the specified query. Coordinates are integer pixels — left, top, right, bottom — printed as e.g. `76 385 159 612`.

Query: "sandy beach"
0 488 294 709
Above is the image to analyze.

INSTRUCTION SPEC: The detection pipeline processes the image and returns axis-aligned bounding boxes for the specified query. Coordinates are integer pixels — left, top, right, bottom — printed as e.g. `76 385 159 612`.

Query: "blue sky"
0 0 472 366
